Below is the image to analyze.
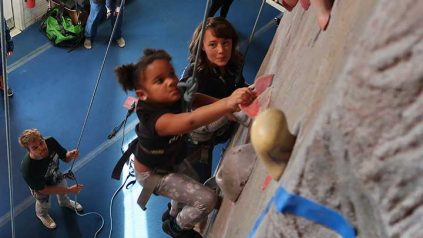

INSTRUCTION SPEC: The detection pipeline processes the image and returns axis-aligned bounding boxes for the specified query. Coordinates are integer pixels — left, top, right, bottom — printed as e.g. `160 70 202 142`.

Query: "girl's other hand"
69 184 84 194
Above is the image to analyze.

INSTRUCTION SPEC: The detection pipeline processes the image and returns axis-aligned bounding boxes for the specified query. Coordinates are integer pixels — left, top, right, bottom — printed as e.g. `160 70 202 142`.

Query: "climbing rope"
237 0 282 85
72 0 127 164
178 0 213 111
243 0 266 68
107 102 137 238
63 0 127 237
108 159 135 238
1 6 16 237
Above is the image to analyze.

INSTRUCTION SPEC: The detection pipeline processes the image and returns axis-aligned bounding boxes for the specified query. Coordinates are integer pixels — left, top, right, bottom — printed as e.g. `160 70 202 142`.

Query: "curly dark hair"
115 48 172 92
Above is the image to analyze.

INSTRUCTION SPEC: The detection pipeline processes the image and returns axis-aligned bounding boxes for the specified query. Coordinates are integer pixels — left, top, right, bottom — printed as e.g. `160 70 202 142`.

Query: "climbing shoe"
162 219 202 238
162 202 173 221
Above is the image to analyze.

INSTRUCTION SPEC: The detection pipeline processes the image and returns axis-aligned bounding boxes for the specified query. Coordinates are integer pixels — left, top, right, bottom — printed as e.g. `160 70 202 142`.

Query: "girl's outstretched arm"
156 87 255 136
192 93 218 109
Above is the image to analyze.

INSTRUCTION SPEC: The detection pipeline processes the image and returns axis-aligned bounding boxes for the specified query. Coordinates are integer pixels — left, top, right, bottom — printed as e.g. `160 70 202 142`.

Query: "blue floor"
0 0 279 237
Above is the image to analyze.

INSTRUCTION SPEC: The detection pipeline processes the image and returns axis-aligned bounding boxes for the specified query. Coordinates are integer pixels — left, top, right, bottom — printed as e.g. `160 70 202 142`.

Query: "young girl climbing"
115 48 255 238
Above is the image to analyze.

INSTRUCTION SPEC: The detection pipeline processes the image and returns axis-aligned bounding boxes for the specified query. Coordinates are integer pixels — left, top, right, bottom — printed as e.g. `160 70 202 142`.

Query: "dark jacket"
180 62 245 99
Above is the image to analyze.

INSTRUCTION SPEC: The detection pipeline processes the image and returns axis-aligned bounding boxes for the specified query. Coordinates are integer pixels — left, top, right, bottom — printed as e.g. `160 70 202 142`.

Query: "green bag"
41 7 84 48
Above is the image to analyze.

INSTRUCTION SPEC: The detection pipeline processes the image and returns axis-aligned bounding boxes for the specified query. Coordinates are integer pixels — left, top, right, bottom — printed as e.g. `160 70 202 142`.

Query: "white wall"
8 0 49 31
2 0 13 21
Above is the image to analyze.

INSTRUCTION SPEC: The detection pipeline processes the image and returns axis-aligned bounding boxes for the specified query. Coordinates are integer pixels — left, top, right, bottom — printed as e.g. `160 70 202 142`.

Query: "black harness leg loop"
112 138 138 180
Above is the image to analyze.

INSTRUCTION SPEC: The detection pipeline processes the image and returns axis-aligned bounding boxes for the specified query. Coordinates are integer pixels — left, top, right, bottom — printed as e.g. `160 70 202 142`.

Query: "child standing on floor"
115 48 254 238
19 129 84 229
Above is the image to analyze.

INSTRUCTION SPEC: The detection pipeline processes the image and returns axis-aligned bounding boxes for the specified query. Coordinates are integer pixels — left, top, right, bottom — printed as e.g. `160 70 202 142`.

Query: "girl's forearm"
192 93 218 108
156 98 232 136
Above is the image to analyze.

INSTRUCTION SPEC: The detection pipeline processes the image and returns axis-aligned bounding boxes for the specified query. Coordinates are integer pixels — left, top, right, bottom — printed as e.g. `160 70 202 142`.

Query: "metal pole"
0 2 16 238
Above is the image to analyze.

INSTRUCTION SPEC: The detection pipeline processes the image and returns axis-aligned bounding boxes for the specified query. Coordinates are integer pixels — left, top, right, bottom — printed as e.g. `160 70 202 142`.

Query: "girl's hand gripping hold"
226 87 256 112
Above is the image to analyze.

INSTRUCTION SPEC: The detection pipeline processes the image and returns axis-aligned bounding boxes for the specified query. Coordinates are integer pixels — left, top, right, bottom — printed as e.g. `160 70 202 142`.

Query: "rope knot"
178 76 198 109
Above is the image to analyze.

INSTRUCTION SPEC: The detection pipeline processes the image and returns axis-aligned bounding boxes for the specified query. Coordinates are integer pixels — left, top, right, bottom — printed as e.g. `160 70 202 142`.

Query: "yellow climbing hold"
250 108 296 181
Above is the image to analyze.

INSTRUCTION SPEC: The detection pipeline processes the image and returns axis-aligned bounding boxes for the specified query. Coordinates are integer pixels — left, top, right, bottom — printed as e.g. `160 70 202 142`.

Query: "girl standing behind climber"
180 17 246 184
115 48 254 238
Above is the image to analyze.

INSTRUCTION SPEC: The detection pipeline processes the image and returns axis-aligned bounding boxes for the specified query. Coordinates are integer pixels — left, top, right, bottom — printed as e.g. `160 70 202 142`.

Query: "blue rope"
248 186 356 238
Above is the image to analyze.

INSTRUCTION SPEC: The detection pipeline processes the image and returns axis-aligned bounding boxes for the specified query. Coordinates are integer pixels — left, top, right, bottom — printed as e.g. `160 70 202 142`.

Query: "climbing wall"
208 0 423 237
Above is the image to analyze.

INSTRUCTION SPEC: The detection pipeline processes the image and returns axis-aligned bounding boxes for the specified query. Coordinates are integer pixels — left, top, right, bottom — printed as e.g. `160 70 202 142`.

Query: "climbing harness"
111 135 185 211
136 171 165 210
111 138 138 180
248 186 357 238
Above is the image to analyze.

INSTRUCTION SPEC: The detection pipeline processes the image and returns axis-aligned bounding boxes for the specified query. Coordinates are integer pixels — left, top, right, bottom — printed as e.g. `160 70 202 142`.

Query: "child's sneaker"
59 199 83 212
162 219 202 238
116 37 126 48
37 214 57 229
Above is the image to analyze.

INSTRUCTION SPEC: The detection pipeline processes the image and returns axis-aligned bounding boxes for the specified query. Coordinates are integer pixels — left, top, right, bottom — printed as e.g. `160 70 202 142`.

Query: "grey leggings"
136 160 218 230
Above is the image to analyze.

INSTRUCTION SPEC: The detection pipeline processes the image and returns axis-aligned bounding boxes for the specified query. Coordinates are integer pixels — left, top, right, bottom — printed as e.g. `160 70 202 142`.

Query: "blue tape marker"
248 187 356 238
247 198 272 238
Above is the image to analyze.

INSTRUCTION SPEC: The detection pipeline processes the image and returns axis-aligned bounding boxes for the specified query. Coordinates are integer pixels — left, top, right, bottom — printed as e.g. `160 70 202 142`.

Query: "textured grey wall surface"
208 0 423 237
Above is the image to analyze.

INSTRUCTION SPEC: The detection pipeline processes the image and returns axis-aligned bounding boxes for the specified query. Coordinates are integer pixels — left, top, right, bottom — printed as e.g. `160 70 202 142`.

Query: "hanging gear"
63 170 76 180
178 0 212 111
111 138 138 180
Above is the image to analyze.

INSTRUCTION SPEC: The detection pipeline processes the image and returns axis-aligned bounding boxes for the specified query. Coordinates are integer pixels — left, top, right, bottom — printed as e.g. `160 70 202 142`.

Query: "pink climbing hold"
240 74 274 118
